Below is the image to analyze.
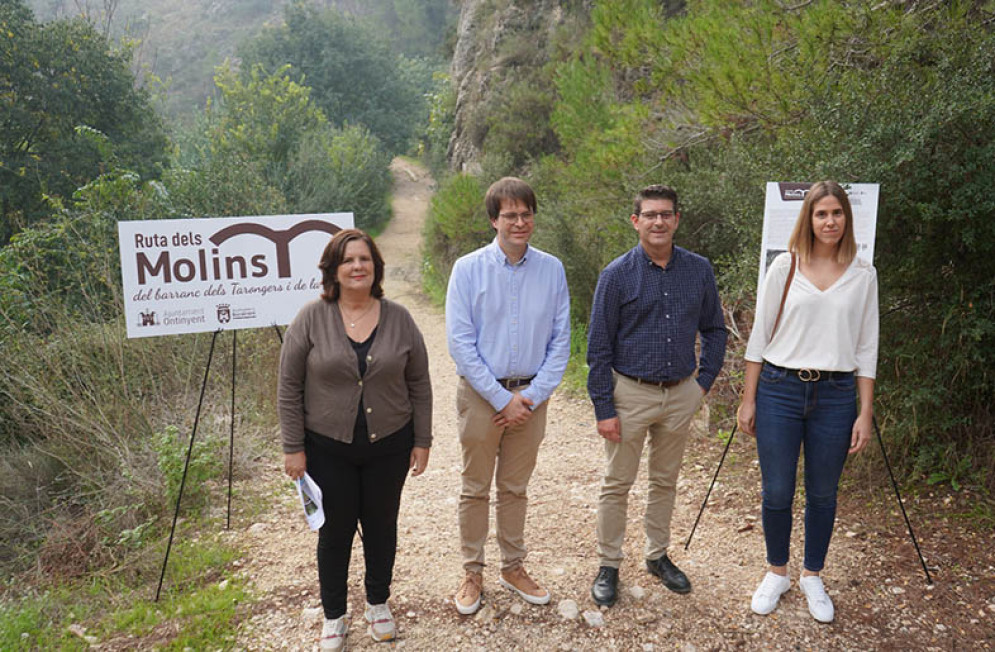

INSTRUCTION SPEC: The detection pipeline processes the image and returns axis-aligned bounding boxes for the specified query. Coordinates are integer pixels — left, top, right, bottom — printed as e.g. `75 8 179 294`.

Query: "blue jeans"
755 362 856 572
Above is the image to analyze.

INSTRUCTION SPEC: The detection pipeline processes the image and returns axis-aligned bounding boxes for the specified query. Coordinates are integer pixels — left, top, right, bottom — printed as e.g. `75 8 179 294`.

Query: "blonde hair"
788 181 857 264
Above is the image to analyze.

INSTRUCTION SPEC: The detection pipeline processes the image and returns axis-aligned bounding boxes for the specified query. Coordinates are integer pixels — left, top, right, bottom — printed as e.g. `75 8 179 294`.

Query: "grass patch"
560 322 590 398
420 255 448 308
1 535 250 651
107 580 249 649
951 497 995 529
0 588 88 650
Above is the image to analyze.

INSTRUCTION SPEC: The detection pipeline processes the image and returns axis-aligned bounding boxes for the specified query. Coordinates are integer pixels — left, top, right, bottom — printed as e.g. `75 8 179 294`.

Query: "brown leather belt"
498 376 535 390
618 372 683 388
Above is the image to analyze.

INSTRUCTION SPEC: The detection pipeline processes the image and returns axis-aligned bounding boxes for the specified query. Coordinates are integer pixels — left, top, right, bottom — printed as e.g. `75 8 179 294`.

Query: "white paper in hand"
296 473 325 530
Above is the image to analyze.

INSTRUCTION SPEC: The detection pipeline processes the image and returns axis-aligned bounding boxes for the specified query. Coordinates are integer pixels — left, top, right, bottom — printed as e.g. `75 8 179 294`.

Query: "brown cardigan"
278 297 432 452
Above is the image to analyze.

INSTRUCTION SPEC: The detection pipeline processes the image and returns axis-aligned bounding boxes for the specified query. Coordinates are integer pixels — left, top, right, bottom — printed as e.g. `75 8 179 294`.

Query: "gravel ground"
233 160 995 651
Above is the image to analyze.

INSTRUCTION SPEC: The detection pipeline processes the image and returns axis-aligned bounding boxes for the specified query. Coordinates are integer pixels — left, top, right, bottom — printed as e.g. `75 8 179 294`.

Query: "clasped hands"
492 391 534 429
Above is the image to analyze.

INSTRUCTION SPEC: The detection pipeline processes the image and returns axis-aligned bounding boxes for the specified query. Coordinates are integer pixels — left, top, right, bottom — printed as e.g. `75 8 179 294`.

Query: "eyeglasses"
638 210 677 221
498 211 535 223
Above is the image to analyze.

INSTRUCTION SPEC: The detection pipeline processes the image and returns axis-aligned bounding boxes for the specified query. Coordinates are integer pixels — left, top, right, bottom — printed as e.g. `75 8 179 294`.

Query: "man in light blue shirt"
446 177 570 616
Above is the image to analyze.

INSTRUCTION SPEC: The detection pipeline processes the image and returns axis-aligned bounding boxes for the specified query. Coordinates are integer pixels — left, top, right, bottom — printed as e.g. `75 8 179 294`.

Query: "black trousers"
305 424 413 619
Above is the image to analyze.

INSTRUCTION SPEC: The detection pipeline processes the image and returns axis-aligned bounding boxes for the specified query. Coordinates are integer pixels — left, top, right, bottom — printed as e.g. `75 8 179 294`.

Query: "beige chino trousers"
597 373 702 567
457 377 548 573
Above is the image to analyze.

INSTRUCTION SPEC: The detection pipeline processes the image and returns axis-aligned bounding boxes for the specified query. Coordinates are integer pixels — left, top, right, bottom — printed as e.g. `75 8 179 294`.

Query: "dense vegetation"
239 1 439 154
0 0 169 244
25 0 456 120
423 0 995 494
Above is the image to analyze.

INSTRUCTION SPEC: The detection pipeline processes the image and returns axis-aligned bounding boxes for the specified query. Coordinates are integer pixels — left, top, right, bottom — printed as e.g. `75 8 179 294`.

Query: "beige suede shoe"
499 566 551 605
454 570 483 615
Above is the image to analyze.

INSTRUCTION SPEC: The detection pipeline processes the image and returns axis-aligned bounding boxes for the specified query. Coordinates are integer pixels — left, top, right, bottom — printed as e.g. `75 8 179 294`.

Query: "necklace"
339 299 377 328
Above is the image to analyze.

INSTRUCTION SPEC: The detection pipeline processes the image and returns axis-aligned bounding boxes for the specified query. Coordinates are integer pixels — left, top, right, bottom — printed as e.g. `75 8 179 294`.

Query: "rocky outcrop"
447 0 572 173
448 0 486 172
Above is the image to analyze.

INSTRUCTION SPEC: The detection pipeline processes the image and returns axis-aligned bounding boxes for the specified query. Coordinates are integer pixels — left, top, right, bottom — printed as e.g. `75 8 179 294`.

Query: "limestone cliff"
447 0 575 173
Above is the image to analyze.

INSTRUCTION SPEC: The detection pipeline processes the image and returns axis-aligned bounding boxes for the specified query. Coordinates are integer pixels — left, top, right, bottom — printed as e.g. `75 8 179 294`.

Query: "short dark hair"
633 184 679 216
485 177 537 220
318 229 385 302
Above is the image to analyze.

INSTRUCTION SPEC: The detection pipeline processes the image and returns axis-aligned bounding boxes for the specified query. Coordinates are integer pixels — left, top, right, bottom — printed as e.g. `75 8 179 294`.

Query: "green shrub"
639 3 995 491
421 174 491 302
153 425 224 514
553 0 993 492
420 72 456 175
286 124 392 232
482 76 559 171
239 1 427 154
164 156 288 219
0 313 280 575
0 2 170 243
178 63 393 230
0 171 175 337
0 538 248 651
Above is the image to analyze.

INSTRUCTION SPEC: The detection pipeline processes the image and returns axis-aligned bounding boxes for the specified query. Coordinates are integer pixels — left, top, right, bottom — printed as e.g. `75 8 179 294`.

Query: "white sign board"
758 182 879 290
119 213 353 338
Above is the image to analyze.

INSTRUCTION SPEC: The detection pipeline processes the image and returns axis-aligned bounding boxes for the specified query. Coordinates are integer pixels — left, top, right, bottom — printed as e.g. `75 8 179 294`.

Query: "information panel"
118 213 353 338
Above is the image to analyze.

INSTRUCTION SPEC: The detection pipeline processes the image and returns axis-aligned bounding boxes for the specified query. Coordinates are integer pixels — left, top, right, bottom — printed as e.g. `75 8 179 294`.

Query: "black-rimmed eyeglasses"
498 211 535 223
638 210 676 221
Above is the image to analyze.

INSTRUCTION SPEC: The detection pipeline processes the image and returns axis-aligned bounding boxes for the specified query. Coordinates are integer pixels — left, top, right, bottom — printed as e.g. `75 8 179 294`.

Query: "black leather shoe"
591 566 619 606
647 554 691 594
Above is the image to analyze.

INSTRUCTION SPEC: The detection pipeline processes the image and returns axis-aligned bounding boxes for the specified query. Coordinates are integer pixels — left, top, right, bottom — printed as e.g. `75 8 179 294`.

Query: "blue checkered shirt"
587 244 727 421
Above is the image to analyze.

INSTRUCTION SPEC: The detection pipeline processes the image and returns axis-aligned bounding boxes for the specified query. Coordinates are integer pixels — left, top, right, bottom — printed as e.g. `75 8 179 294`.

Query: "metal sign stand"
156 328 249 601
684 416 933 585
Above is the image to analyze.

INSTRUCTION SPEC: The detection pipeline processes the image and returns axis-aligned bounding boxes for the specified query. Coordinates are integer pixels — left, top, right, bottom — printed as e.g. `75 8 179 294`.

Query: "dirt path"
235 159 994 650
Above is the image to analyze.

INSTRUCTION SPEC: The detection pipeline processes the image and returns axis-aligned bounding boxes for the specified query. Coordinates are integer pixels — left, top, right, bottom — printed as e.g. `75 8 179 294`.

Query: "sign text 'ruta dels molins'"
118 213 353 338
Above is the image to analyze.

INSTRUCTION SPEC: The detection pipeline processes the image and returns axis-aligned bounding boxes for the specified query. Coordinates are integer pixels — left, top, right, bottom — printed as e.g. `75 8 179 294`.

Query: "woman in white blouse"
737 181 879 624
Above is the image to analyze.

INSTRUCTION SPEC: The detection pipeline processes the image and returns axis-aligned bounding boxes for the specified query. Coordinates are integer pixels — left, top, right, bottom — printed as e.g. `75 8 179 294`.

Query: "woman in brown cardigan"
279 229 432 651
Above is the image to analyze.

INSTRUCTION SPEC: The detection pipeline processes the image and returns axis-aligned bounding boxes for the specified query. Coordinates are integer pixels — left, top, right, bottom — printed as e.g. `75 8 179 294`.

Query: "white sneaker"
364 602 396 641
320 615 348 651
751 571 791 615
799 575 835 623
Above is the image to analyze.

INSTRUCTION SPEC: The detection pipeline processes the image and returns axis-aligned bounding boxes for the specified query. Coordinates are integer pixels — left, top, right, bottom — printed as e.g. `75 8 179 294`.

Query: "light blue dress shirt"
445 239 571 412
